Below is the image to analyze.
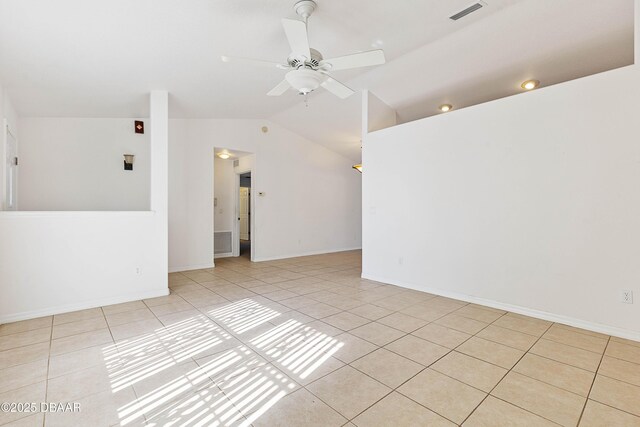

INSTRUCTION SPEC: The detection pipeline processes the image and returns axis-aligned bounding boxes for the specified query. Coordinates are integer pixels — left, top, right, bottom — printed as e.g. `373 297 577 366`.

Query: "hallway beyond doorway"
239 239 250 259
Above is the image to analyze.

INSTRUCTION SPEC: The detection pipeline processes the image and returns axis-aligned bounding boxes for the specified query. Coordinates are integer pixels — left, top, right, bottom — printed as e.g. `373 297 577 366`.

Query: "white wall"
0 212 166 322
3 91 18 139
234 154 255 177
149 91 169 287
0 93 168 323
169 119 362 271
363 64 640 340
362 90 397 135
17 118 150 211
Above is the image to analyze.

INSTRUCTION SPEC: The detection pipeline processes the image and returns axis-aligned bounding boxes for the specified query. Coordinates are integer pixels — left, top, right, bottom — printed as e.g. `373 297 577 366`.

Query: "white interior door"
5 125 18 211
239 187 249 240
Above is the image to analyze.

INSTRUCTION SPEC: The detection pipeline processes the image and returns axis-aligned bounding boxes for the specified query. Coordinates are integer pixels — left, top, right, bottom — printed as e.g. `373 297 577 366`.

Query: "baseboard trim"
169 263 215 273
362 273 640 342
214 253 233 259
0 288 169 324
171 248 363 268
253 247 362 263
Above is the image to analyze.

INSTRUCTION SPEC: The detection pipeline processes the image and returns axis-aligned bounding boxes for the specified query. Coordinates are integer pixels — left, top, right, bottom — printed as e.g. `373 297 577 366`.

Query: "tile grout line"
42 315 54 427
552 323 610 340
576 335 611 426
579 398 640 420
0 324 52 339
458 319 556 426
532 335 609 356
46 309 109 427
595 370 640 389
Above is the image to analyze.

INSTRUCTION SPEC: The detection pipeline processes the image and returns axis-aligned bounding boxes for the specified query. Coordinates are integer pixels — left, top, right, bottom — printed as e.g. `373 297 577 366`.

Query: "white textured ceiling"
0 0 634 161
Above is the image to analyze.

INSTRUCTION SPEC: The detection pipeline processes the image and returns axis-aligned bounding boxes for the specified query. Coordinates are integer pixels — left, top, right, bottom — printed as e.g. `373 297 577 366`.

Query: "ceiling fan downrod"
294 0 317 22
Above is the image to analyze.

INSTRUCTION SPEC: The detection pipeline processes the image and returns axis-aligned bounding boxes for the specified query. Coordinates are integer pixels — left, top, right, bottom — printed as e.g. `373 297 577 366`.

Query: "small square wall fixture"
124 154 135 171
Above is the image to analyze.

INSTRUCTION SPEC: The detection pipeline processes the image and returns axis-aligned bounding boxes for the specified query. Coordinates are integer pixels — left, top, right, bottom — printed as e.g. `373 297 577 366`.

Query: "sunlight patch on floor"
102 298 343 425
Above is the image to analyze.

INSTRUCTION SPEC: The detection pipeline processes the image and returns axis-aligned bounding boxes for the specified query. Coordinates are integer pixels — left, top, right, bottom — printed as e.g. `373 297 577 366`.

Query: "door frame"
4 119 18 211
233 168 253 260
239 186 250 240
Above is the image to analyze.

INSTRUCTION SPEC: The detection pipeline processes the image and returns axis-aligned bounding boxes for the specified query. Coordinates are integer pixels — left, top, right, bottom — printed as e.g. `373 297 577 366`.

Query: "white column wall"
363 64 640 340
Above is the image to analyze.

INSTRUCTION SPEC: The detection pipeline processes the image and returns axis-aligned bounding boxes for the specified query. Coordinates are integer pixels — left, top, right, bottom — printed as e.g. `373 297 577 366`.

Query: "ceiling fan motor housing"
288 48 323 69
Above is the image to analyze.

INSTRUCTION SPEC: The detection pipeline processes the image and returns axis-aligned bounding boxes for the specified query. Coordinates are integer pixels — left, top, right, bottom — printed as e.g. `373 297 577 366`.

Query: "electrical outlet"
621 290 633 304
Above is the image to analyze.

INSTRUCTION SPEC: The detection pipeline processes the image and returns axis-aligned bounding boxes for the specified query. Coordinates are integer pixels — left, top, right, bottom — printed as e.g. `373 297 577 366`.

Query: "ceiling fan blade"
320 75 355 99
281 18 311 59
267 80 291 96
320 49 386 71
221 55 289 70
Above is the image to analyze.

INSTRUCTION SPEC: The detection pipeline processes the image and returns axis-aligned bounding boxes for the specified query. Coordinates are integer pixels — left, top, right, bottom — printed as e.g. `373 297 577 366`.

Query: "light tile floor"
1 250 639 426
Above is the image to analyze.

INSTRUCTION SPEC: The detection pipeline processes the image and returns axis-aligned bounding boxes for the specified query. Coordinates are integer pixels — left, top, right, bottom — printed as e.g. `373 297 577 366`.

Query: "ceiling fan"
221 0 386 100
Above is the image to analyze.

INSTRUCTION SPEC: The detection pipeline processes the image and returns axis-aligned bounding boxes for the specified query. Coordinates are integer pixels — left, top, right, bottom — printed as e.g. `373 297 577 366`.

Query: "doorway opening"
239 172 251 259
213 148 254 262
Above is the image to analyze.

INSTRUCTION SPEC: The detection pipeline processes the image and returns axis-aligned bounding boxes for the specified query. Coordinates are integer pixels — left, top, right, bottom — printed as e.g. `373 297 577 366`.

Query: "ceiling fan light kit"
221 0 386 102
286 68 322 95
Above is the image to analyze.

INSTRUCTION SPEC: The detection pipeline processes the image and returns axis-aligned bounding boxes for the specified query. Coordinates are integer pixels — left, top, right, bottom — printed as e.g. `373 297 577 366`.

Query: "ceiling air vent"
449 1 486 21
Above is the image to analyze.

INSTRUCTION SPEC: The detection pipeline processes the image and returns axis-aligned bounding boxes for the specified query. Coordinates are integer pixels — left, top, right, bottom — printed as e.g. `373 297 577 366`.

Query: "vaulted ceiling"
0 0 634 161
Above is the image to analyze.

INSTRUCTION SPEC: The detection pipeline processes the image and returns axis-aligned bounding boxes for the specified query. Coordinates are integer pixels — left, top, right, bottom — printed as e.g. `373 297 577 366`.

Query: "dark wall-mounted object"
124 154 135 171
135 120 144 134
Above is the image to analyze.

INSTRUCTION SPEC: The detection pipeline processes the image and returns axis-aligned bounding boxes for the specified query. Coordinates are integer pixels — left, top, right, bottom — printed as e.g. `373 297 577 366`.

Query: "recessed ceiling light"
439 104 453 112
521 80 540 90
217 152 231 160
